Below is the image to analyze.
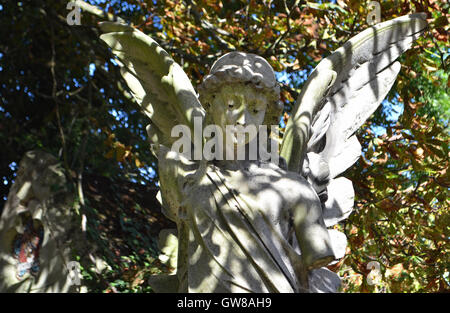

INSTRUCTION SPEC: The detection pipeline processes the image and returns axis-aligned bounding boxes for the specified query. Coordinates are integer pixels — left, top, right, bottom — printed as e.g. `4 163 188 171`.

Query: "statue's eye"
253 109 259 114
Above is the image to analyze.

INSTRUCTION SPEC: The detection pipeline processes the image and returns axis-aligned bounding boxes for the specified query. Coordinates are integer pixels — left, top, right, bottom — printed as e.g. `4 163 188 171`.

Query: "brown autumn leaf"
135 157 143 168
104 149 115 159
376 198 400 212
115 143 126 162
385 263 405 279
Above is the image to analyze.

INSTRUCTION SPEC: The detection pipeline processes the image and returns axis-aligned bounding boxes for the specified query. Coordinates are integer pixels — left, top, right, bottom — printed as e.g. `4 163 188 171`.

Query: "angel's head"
198 52 282 145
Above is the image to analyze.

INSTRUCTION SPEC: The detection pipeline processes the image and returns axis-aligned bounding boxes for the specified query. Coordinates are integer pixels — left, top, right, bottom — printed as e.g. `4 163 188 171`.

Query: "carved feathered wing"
281 13 428 175
282 12 427 200
99 22 205 150
311 13 427 179
281 13 427 290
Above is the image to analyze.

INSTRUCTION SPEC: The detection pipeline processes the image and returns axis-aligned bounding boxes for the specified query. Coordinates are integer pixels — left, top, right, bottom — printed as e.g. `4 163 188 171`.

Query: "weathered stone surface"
147 273 179 293
309 268 342 293
323 177 355 227
0 151 80 292
328 229 347 260
157 228 178 269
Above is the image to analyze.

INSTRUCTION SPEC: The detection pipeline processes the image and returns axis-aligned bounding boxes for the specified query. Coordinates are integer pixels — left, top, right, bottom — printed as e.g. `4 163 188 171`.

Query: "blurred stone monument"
0 150 81 292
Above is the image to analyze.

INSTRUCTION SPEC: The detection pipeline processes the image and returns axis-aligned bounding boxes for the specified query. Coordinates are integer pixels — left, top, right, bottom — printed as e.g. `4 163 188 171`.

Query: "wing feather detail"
282 14 427 232
99 22 206 147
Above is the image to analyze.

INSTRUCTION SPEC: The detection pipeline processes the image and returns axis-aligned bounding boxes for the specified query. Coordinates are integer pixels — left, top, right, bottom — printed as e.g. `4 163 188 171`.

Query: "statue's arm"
290 187 334 271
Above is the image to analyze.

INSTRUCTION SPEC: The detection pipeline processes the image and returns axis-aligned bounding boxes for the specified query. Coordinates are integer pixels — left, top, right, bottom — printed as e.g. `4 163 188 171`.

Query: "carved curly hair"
198 52 283 126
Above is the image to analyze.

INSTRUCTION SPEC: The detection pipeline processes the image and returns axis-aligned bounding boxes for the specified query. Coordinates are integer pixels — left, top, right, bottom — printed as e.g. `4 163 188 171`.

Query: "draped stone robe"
157 146 324 292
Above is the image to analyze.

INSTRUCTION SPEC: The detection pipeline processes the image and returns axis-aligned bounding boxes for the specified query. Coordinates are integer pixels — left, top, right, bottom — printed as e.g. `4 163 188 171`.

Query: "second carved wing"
281 13 428 222
280 14 428 291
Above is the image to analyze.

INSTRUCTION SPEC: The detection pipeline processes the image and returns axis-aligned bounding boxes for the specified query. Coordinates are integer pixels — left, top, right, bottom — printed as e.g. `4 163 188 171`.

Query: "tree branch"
184 0 234 50
75 0 125 23
264 0 301 56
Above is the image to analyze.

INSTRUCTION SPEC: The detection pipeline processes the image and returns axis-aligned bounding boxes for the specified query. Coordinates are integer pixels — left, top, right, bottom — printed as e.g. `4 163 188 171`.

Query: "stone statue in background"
0 150 108 292
98 13 427 292
0 151 78 292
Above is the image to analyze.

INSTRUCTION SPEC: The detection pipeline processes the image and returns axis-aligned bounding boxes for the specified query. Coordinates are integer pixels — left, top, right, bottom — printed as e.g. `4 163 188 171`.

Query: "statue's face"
209 84 268 146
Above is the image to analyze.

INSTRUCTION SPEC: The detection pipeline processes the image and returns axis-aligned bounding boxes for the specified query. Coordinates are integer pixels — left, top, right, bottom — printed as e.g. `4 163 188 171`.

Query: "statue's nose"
236 112 246 126
236 110 252 126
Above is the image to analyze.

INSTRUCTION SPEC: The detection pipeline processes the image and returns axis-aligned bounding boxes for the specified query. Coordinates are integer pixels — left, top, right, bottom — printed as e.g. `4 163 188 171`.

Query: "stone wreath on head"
198 51 283 126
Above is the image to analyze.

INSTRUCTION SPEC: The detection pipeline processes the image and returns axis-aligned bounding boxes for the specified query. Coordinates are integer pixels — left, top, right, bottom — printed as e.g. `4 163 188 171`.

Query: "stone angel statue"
97 13 427 293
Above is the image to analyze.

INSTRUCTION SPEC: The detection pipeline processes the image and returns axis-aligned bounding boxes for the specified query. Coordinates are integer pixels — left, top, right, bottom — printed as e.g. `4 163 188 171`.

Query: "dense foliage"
0 0 448 292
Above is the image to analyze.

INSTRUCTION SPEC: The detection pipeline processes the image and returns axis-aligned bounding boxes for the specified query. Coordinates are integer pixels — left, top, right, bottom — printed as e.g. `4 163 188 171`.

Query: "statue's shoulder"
213 160 311 206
